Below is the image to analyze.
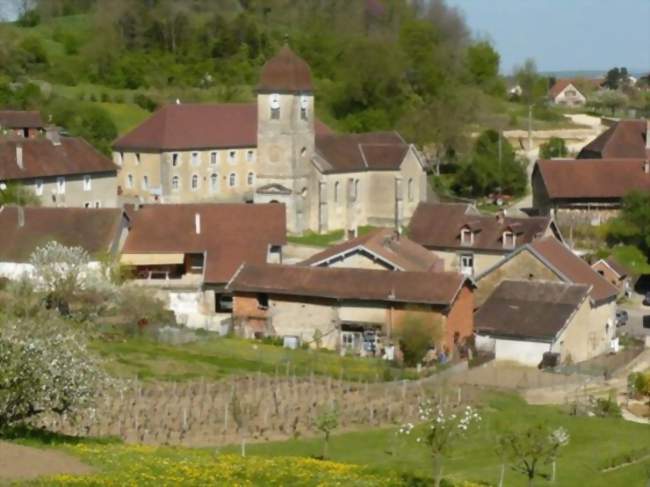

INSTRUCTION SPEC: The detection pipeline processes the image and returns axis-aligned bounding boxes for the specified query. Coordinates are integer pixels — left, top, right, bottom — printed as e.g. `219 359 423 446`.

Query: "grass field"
91 335 419 382
9 393 650 486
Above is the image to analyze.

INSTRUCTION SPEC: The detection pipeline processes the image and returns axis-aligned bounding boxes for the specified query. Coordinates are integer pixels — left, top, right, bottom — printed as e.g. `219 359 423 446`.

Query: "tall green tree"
606 191 650 255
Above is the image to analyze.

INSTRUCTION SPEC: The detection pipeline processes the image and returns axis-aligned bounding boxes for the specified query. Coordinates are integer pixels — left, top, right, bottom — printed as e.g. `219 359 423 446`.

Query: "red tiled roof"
0 206 124 262
548 79 579 99
113 103 332 151
228 263 468 306
530 237 618 304
475 280 590 340
535 159 650 199
0 111 43 129
0 136 118 180
300 228 442 271
314 132 411 174
578 120 647 159
408 202 552 253
122 203 287 284
257 46 313 93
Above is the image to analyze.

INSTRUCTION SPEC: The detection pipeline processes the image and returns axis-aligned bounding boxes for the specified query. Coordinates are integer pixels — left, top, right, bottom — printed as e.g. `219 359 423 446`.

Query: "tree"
29 241 91 314
603 66 630 90
590 89 629 116
466 40 503 95
314 402 339 459
0 315 105 429
400 400 481 487
396 309 443 366
497 424 569 487
539 137 568 159
0 182 40 206
514 59 547 106
605 191 650 255
453 129 528 198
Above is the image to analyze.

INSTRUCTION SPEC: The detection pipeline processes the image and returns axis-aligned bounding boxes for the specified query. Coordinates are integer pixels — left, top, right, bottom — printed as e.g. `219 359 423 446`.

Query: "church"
113 46 432 234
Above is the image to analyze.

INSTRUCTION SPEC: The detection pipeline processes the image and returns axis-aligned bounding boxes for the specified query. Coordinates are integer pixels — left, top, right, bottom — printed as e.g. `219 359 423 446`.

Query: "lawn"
91 335 418 382
287 229 345 247
96 102 150 134
10 393 650 486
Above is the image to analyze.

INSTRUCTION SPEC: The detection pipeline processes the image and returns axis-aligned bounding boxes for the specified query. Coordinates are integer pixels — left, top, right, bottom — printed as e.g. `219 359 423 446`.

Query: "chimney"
195 213 201 235
45 126 61 146
17 206 25 227
16 143 23 170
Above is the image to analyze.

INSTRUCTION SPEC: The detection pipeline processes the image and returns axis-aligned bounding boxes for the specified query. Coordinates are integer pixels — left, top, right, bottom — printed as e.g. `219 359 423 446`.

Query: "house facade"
475 236 618 360
227 263 474 358
408 202 559 277
0 206 128 279
475 280 594 366
548 80 586 106
0 110 44 138
113 46 431 234
119 203 286 329
0 130 118 208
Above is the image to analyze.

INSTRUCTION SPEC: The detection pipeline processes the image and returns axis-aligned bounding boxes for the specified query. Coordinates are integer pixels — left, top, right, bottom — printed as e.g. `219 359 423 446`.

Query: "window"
246 150 254 162
460 228 473 246
502 230 516 249
460 254 474 277
142 175 149 190
210 173 219 192
270 94 280 119
116 152 124 166
94 201 101 208
407 178 414 201
135 153 141 165
300 147 307 158
229 173 237 187
171 175 180 192
126 174 133 189
191 174 199 191
300 95 309 120
247 171 255 186
171 153 180 167
210 151 218 166
257 293 269 309
334 181 339 203
57 177 65 194
354 179 360 201
191 152 200 166
84 202 91 208
35 179 43 196
228 150 237 163
83 175 91 191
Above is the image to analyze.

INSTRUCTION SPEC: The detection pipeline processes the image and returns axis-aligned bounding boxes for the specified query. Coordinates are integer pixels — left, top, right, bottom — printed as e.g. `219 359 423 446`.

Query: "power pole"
527 104 533 151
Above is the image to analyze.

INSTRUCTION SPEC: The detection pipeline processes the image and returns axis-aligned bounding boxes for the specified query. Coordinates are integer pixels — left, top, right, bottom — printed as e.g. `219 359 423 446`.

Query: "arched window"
247 172 255 186
502 230 515 249
142 175 149 190
210 173 219 192
229 173 237 187
334 181 339 203
354 179 360 201
171 175 180 191
270 94 280 119
407 178 414 201
300 95 309 120
191 174 199 191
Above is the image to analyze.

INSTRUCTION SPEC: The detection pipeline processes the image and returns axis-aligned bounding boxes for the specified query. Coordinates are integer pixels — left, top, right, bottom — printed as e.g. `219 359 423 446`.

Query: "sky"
445 0 650 75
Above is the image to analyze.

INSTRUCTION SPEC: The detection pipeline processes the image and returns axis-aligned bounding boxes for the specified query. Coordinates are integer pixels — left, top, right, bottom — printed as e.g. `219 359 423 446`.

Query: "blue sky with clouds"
445 0 650 74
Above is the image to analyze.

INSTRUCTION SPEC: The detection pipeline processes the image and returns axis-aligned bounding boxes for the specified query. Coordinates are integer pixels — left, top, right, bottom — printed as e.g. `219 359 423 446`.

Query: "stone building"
0 130 118 208
0 110 44 138
113 46 430 234
227 263 474 356
408 202 559 277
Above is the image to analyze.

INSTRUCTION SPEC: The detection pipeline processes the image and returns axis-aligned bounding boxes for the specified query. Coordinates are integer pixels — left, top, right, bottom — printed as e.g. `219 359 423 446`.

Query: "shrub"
134 93 158 112
539 136 568 159
396 310 443 366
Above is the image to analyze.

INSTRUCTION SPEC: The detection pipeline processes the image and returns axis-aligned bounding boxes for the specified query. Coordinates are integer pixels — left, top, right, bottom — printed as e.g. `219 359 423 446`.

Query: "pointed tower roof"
257 45 313 93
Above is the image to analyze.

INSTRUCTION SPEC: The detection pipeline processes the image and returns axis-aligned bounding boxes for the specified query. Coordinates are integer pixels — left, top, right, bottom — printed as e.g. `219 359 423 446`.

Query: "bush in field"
314 402 339 459
396 310 443 366
113 286 175 333
0 315 105 428
539 136 568 159
30 241 91 314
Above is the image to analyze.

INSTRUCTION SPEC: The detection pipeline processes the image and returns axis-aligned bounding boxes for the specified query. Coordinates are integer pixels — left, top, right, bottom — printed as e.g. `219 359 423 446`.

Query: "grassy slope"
226 393 650 486
11 393 650 486
92 336 417 382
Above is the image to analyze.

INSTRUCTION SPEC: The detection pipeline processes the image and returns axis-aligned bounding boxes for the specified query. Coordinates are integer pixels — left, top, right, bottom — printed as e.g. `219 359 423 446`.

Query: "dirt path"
0 441 93 481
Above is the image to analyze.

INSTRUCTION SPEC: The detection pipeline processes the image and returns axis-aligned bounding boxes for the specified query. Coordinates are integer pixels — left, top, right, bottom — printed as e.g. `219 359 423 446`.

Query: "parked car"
615 310 629 327
643 292 650 306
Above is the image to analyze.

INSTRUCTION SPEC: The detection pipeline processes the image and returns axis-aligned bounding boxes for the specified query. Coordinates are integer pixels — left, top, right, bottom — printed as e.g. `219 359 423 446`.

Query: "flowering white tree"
0 316 105 428
400 400 481 487
29 241 91 313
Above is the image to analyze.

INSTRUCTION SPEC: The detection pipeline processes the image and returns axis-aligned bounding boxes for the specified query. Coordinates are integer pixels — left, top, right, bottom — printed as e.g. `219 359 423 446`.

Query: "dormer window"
460 227 473 246
300 95 309 120
502 230 516 249
270 94 280 120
